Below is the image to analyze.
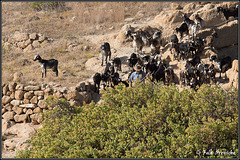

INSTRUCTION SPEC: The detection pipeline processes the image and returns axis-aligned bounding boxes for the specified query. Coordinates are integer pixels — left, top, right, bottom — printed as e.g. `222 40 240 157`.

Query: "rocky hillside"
2 1 238 158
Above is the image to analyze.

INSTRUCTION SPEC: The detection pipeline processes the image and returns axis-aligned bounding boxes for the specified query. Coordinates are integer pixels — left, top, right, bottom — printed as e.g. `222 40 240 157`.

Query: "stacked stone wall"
2 81 96 124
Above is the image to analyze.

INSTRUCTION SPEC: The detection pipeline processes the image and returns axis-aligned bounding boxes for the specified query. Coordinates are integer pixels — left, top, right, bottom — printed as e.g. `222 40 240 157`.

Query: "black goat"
100 42 111 66
93 72 102 94
176 23 189 39
208 63 216 83
188 55 201 67
33 55 58 78
183 14 195 26
165 67 175 85
152 63 165 83
112 57 122 72
194 14 206 28
170 34 179 44
128 53 139 72
214 56 232 78
217 6 238 20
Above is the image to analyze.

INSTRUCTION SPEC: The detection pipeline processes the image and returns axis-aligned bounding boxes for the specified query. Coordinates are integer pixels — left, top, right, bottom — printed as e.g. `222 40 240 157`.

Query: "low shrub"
31 2 66 12
16 82 238 158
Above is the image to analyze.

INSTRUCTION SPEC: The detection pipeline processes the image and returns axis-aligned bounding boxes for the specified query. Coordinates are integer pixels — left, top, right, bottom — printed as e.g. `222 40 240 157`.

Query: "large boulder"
213 20 238 50
190 3 225 27
217 45 238 60
197 20 238 50
63 90 84 101
232 60 238 72
3 123 37 138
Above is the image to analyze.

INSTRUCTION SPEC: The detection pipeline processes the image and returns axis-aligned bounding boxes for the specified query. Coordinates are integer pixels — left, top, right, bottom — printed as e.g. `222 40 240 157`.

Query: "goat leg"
45 69 47 77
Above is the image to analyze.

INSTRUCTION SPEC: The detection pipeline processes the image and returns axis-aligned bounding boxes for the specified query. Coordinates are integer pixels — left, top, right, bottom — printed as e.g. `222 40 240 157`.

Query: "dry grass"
2 1 189 87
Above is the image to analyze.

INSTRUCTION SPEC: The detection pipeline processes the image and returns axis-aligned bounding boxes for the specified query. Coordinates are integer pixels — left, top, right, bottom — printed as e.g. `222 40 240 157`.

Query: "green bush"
31 2 66 12
16 82 238 158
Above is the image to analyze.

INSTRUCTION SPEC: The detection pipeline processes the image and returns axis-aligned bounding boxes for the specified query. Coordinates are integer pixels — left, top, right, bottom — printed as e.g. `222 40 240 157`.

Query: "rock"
38 96 44 100
85 81 95 92
182 3 196 13
26 109 33 115
24 85 41 91
171 3 183 10
4 123 37 138
2 108 7 114
4 104 13 111
2 96 12 105
16 138 32 151
222 82 233 91
30 113 43 124
34 91 44 96
13 32 29 42
24 39 32 47
44 88 53 94
54 91 63 98
213 20 238 49
24 91 34 99
6 91 12 96
14 114 28 123
15 90 25 100
19 104 36 108
16 84 24 90
232 60 238 72
233 82 238 89
38 100 47 109
58 87 68 93
9 82 17 92
76 82 86 91
80 91 92 103
12 106 23 115
29 33 37 40
69 99 81 106
3 138 17 151
33 107 42 113
10 92 15 99
10 100 21 106
23 99 30 104
23 108 27 113
124 18 135 22
30 96 38 104
3 84 9 95
17 41 25 49
2 112 15 121
32 40 40 48
63 90 84 101
2 119 10 134
38 35 46 42
23 44 33 52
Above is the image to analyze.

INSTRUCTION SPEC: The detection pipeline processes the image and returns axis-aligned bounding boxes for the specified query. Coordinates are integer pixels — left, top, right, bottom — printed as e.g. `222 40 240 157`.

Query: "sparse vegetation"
31 2 66 12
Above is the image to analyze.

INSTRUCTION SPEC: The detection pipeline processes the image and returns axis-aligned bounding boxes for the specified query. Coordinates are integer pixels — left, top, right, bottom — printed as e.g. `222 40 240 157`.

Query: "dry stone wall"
2 81 97 124
2 31 53 53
